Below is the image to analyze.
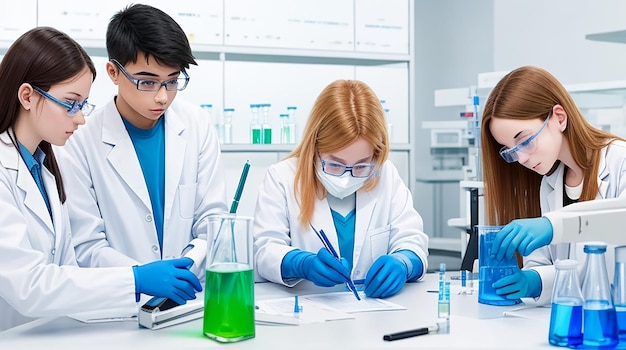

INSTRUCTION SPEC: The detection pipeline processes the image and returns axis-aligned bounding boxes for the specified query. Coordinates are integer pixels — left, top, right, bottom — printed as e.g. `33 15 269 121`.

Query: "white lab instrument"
138 296 204 330
545 196 626 245
138 239 208 330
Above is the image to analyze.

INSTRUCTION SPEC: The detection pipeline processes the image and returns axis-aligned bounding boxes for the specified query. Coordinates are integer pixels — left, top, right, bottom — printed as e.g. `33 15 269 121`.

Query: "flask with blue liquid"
581 242 618 348
548 259 583 347
613 245 626 346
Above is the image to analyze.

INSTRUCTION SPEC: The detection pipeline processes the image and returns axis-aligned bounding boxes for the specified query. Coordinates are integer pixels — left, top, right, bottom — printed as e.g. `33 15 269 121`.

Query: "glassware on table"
203 214 255 343
548 259 583 347
477 225 522 306
581 242 618 348
613 245 626 346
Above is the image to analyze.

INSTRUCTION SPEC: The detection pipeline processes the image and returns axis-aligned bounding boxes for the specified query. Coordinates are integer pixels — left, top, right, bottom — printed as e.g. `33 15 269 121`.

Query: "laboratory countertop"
0 273 553 349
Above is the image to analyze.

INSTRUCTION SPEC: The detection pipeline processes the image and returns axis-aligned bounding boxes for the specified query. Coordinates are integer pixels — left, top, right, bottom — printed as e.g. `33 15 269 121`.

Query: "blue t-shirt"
331 208 356 269
122 117 165 253
18 143 51 218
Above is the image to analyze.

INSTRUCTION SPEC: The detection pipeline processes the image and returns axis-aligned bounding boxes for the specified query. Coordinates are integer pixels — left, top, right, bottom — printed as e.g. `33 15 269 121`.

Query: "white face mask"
317 169 368 199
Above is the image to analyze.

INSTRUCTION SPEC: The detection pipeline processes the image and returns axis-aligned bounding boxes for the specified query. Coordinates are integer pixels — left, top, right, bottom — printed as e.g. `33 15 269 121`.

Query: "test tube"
438 263 450 319
223 108 234 144
250 104 261 144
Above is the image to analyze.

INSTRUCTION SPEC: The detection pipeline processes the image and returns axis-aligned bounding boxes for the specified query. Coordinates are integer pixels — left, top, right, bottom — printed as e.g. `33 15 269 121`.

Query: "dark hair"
106 3 197 69
0 26 96 203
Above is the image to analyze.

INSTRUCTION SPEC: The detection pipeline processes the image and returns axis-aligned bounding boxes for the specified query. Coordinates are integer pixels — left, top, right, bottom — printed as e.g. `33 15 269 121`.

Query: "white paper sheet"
255 291 406 326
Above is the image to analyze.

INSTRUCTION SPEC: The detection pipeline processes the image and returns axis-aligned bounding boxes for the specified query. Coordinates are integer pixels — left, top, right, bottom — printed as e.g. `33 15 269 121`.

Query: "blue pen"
310 224 361 301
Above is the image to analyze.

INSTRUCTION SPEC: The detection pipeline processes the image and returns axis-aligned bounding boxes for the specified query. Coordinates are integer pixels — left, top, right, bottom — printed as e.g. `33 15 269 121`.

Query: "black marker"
383 325 439 341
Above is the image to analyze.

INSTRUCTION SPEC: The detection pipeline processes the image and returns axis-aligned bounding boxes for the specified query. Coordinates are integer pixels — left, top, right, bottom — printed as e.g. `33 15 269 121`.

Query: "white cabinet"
0 0 36 43
2 0 414 202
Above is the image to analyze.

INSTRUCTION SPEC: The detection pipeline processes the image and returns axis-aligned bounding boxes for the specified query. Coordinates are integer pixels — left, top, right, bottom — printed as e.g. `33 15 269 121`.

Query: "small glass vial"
249 104 261 144
549 259 583 347
280 106 297 144
581 242 619 348
260 103 272 144
437 263 450 320
222 108 234 144
201 104 222 143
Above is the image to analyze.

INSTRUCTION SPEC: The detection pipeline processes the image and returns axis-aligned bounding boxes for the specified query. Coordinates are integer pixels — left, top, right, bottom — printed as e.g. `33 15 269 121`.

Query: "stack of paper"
255 291 405 325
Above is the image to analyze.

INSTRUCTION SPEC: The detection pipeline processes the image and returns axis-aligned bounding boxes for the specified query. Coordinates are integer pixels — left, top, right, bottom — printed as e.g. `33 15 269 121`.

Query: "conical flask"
613 245 626 346
548 259 583 347
581 242 618 348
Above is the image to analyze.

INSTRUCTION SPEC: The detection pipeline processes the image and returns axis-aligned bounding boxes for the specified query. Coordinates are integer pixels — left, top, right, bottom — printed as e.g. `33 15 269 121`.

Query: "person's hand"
281 248 351 287
364 255 407 298
133 257 203 305
492 269 542 299
492 217 553 261
301 248 352 287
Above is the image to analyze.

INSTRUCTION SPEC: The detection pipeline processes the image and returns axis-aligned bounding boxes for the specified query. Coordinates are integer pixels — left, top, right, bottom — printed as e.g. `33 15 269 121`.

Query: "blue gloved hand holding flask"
492 217 553 261
492 269 542 299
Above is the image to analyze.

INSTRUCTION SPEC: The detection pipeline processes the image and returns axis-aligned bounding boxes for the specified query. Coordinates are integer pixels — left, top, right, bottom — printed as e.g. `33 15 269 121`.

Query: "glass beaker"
477 225 522 306
203 214 255 343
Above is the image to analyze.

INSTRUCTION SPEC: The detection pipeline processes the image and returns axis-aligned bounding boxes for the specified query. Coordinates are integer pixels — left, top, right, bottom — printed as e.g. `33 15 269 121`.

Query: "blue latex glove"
492 269 542 299
281 248 351 287
492 217 553 261
132 257 202 305
364 254 408 298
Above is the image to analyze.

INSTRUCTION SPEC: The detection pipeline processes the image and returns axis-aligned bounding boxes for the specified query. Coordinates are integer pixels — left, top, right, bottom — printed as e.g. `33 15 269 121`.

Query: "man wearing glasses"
54 4 228 290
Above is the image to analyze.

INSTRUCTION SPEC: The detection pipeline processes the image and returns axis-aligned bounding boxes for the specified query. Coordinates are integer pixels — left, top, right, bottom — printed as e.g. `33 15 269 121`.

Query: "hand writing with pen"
364 254 409 299
284 247 352 287
282 225 361 300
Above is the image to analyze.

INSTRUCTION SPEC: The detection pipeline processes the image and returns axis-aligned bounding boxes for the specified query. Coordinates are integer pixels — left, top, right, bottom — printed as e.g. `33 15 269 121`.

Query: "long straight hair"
0 27 96 203
290 79 389 227
481 66 623 225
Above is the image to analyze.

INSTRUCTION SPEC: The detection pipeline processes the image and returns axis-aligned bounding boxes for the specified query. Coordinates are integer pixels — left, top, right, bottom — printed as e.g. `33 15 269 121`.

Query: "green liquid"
251 129 261 144
203 264 255 342
262 128 272 144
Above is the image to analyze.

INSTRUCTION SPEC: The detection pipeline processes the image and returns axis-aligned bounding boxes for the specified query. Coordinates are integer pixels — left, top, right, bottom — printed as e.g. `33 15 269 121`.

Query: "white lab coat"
54 98 228 278
254 157 429 285
0 132 136 331
526 140 626 305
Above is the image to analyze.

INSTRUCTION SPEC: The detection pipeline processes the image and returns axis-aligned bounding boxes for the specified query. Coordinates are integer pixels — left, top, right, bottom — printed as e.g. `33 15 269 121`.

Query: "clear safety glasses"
499 113 551 163
110 59 189 92
320 158 376 178
32 86 95 117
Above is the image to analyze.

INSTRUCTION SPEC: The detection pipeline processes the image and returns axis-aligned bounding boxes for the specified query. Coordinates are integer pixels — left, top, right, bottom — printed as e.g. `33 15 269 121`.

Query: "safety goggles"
499 113 550 163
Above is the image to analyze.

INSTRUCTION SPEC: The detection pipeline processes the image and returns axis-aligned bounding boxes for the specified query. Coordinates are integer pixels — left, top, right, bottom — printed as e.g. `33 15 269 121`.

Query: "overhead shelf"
586 30 626 44
567 80 626 109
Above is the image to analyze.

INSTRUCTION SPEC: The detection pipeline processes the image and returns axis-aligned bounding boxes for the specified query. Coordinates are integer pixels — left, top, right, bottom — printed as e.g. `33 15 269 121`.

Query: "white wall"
413 0 494 239
493 0 626 84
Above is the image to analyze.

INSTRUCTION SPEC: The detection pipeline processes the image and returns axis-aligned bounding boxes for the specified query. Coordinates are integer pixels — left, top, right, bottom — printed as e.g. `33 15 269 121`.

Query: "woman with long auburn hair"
482 66 626 305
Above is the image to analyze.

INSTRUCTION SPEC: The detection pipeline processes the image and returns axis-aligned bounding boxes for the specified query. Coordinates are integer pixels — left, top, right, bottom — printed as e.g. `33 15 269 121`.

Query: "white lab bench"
0 273 553 349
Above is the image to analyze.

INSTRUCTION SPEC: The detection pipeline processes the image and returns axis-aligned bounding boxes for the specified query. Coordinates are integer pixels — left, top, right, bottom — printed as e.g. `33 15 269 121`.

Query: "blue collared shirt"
18 142 52 217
